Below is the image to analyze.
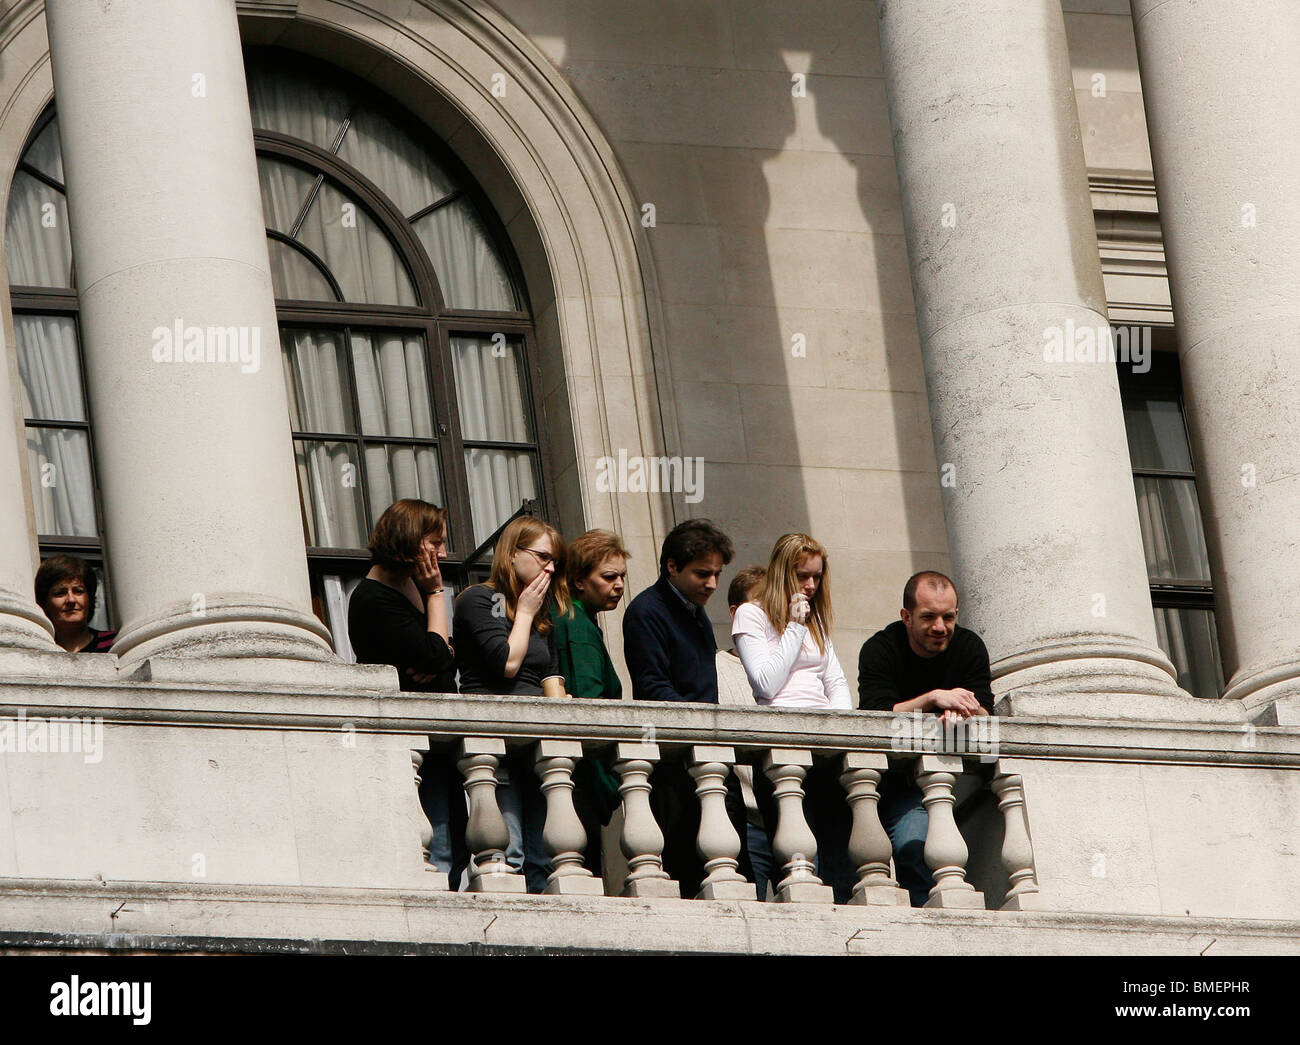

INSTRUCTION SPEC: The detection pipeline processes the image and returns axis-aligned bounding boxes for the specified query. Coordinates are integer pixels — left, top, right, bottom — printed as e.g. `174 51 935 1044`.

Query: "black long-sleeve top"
347 578 456 692
453 584 558 696
857 620 994 712
622 575 718 703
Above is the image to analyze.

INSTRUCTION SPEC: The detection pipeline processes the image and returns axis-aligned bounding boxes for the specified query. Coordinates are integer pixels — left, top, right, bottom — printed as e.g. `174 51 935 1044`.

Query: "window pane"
247 63 351 152
1123 389 1194 472
281 327 356 434
311 571 364 662
350 331 434 437
294 439 366 548
14 315 86 422
5 171 73 288
257 155 319 236
27 428 97 537
24 118 64 183
295 178 416 305
413 198 517 310
451 335 533 442
464 448 537 545
267 237 338 301
1133 476 1212 583
338 105 456 218
364 443 444 523
1154 607 1224 699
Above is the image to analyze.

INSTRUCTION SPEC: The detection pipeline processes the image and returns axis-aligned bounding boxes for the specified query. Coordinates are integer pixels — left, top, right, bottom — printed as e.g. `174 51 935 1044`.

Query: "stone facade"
0 0 1297 953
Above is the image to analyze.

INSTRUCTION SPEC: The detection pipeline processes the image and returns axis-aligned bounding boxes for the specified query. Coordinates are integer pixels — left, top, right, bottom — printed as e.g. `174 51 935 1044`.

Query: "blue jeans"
498 755 551 894
878 771 934 907
417 748 469 886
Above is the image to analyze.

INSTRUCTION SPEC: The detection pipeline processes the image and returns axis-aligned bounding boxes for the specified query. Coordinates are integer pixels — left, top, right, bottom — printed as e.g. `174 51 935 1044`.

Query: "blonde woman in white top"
731 534 852 710
731 533 854 900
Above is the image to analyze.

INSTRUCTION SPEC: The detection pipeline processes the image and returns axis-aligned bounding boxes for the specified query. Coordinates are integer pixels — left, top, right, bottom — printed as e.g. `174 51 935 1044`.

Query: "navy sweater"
622 575 718 703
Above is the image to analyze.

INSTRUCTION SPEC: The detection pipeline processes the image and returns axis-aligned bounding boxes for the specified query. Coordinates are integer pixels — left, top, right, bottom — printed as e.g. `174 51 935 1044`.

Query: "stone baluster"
915 754 984 909
409 749 435 870
840 752 909 906
535 740 604 896
689 745 752 900
991 763 1043 911
614 742 678 898
457 738 525 893
763 749 833 903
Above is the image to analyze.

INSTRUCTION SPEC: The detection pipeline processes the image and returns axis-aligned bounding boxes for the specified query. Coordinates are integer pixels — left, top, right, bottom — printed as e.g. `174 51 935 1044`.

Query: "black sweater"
347 578 456 693
857 620 994 712
622 575 718 703
453 584 558 696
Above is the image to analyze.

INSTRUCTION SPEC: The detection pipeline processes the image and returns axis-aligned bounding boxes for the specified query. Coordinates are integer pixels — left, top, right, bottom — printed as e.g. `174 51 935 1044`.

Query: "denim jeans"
877 770 934 907
417 747 469 886
747 821 776 900
497 755 551 894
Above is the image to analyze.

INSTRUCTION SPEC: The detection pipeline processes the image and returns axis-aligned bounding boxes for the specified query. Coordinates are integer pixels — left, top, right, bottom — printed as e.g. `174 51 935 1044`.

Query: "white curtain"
5 172 73 288
351 330 443 519
414 199 516 311
452 335 536 544
337 104 455 219
13 316 96 537
281 328 365 549
247 62 350 152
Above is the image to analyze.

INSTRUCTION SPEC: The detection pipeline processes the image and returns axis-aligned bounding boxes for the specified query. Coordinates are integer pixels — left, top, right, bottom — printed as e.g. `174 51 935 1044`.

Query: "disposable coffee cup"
541 675 567 699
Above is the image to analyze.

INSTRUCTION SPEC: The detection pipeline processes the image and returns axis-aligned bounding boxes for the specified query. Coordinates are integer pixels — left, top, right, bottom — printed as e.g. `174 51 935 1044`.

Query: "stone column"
1131 0 1300 712
0 328 56 649
876 0 1188 709
44 0 332 665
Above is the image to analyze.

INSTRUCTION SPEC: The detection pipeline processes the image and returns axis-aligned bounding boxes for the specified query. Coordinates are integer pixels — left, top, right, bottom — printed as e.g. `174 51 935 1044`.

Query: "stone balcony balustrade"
2 657 1298 954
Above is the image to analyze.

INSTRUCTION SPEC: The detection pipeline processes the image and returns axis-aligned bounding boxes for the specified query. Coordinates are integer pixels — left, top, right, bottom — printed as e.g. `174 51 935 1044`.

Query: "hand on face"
413 532 448 594
516 567 551 617
789 592 810 624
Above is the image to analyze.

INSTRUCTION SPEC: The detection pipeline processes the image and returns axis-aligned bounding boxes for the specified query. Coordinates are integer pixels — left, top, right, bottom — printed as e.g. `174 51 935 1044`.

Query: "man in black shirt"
857 570 993 905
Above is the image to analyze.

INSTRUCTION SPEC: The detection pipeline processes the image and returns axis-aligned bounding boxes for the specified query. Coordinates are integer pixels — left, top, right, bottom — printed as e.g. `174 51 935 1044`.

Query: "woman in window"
348 499 465 881
454 515 569 893
552 529 630 874
731 532 855 901
35 555 115 653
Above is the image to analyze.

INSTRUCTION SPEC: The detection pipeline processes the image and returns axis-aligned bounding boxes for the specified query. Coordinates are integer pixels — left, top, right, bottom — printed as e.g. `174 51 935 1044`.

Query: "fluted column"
535 740 604 896
614 742 678 899
840 753 909 906
916 755 984 909
1131 0 1300 711
689 745 752 900
45 0 332 665
763 749 833 903
876 0 1186 704
458 738 526 893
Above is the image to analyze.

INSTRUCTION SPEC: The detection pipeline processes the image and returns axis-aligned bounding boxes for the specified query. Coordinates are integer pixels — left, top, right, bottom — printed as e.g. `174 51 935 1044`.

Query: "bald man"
857 570 993 905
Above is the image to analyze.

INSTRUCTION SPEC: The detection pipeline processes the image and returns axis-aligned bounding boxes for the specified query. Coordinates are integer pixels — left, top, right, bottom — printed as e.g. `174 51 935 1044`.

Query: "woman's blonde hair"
756 533 833 654
485 516 569 634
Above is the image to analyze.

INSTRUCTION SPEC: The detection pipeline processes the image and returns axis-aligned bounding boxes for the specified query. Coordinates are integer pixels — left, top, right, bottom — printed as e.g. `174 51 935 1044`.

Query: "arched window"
4 110 112 629
246 50 552 656
4 51 554 651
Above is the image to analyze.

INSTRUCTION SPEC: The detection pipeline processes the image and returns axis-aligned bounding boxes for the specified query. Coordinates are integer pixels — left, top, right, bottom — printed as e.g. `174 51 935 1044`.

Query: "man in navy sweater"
623 519 751 895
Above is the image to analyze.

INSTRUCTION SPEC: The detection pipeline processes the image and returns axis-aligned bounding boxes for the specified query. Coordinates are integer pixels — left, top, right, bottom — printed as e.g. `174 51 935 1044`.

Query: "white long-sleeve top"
731 601 852 710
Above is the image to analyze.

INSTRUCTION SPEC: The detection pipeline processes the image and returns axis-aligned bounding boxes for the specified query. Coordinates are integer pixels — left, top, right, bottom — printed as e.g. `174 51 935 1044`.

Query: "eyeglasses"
519 546 555 566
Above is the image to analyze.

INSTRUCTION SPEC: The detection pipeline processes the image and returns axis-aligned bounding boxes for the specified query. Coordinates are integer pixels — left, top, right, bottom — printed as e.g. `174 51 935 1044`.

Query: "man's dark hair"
903 570 957 612
660 518 734 574
35 554 98 618
727 565 766 608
